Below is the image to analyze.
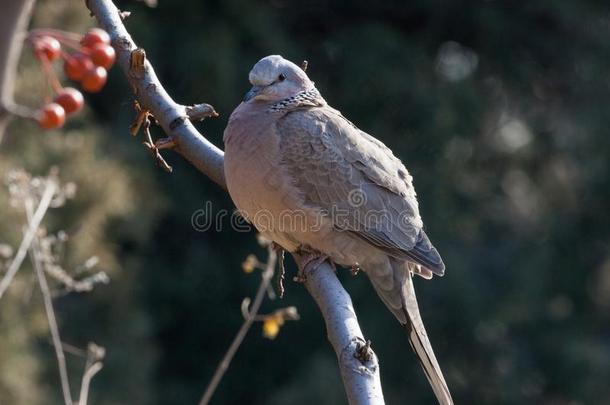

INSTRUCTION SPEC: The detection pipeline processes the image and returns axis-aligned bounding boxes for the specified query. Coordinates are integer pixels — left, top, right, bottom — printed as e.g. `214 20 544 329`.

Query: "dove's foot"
294 249 329 283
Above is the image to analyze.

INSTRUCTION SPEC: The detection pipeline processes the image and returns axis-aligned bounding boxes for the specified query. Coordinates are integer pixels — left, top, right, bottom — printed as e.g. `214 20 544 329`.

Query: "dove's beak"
243 85 262 102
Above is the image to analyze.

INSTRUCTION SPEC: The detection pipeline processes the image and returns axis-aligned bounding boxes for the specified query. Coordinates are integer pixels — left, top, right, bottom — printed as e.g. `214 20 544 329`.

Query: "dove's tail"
400 267 453 405
368 258 453 405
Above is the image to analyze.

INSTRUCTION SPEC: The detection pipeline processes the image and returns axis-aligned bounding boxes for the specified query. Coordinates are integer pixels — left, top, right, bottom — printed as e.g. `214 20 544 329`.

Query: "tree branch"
302 261 384 404
85 1 384 403
0 0 36 141
85 0 225 187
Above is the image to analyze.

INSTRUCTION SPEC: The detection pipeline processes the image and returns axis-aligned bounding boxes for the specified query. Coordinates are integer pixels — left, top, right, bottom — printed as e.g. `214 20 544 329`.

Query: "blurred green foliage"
1 0 610 404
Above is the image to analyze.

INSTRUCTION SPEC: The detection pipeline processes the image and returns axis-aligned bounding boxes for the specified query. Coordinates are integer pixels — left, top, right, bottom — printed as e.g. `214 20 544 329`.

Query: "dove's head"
243 55 314 103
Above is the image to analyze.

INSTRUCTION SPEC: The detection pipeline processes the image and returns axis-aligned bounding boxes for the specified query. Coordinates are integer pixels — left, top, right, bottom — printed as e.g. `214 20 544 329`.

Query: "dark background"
1 0 610 404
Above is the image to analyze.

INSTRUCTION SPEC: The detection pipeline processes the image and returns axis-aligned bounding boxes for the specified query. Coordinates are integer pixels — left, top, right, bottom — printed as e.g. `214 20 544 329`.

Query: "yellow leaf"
241 254 257 273
262 318 280 339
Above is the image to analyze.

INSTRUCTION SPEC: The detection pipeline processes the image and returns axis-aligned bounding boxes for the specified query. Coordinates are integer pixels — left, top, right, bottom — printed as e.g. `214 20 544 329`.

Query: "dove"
223 55 453 405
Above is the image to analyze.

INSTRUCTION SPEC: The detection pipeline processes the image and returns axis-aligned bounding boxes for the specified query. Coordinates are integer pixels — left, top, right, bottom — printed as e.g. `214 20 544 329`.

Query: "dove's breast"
224 106 309 251
223 104 378 266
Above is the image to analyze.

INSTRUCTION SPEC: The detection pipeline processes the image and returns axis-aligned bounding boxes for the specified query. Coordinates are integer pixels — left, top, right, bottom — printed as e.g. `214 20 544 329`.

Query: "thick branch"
0 0 36 140
86 1 384 403
302 261 384 404
86 0 225 187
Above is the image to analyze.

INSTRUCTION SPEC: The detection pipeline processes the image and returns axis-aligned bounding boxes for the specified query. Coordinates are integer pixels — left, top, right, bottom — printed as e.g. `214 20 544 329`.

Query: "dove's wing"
276 107 444 274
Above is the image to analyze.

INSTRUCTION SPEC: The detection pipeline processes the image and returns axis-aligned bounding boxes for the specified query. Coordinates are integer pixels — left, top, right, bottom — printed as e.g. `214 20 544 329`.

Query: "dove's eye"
278 73 286 82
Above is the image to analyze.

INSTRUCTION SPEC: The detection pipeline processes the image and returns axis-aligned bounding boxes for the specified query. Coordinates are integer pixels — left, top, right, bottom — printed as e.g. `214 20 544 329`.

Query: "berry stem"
27 29 83 54
39 55 63 94
28 28 83 42
56 39 84 53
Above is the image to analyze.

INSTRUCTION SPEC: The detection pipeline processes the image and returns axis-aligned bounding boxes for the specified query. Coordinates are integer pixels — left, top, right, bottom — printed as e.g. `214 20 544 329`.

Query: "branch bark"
85 0 225 187
302 261 385 404
83 1 384 403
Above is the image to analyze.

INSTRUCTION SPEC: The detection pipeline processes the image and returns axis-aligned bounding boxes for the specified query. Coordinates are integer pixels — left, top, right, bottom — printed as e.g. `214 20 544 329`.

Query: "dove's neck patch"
268 88 326 113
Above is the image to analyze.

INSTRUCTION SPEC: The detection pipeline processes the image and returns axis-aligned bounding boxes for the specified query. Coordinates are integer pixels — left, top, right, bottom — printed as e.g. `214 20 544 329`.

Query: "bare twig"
0 0 36 140
77 362 102 405
77 343 105 405
185 103 218 122
199 247 277 405
0 179 56 299
130 98 173 172
1 168 106 404
24 198 73 405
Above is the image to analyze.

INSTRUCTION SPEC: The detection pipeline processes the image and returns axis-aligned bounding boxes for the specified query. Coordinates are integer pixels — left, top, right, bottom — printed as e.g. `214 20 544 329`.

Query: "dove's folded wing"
276 107 444 274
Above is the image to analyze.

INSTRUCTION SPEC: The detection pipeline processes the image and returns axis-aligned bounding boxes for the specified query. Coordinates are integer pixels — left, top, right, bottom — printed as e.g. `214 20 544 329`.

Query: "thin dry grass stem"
0 176 56 299
0 169 108 405
77 343 105 405
199 246 277 405
26 198 73 405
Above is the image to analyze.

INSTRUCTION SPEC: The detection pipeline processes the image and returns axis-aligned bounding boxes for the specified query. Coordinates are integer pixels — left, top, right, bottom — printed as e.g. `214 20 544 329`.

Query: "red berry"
54 88 84 115
37 103 66 129
81 28 110 49
33 36 61 61
81 66 107 93
63 53 94 81
90 44 115 69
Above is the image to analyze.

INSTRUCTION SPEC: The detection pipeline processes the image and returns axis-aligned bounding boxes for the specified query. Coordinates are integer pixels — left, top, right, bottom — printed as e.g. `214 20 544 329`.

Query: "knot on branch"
340 337 379 376
169 116 187 131
355 339 373 363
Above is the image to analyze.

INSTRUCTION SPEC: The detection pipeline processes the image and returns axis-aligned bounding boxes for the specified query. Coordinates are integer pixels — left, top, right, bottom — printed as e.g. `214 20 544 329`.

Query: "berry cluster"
28 28 116 129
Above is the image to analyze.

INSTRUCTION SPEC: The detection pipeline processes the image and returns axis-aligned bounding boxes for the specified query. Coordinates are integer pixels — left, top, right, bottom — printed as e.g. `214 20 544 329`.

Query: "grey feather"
369 258 453 405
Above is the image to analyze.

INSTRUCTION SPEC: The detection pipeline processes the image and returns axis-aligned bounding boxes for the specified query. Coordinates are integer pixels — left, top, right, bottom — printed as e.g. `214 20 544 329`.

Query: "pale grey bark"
302 260 385 404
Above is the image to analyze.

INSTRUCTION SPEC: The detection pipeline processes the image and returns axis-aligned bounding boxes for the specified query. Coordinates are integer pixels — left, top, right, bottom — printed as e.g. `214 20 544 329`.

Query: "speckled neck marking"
268 88 326 113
